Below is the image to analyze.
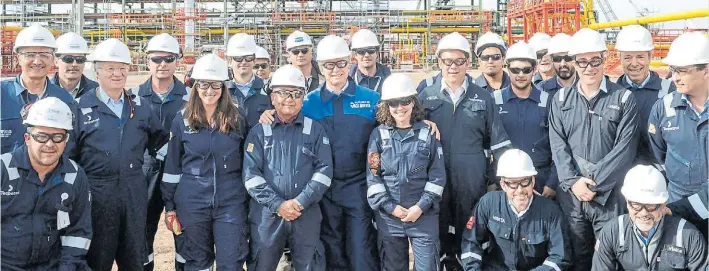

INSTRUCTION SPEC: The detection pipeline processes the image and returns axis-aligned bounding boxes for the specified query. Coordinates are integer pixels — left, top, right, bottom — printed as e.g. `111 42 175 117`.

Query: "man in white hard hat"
592 165 707 270
51 32 99 98
129 33 188 271
537 33 577 98
461 149 570 271
493 41 558 199
67 38 169 271
528 32 556 85
648 31 709 237
1 97 92 270
1 23 77 154
226 33 272 129
254 46 272 80
285 31 323 92
548 28 640 271
614 25 677 167
348 28 392 93
420 32 511 271
473 32 511 92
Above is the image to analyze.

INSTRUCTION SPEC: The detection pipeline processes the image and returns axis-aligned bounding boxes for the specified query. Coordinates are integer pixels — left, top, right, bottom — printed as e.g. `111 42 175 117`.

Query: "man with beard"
528 32 555 85
348 29 391 93
51 32 98 98
226 33 271 129
537 33 576 98
592 165 707 270
461 149 570 271
286 31 323 92
473 32 510 92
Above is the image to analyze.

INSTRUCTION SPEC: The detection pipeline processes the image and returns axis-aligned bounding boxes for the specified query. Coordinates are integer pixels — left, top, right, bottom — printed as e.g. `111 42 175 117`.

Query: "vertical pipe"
121 0 126 42
223 0 228 48
185 0 195 52
77 0 84 34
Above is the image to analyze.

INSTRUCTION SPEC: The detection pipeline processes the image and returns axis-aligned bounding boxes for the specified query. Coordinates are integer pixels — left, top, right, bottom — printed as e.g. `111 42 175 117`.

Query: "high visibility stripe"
302 117 312 135
659 79 672 99
262 124 272 137
156 143 169 161
448 225 455 234
677 219 687 247
1 153 18 181
493 90 503 105
61 236 91 250
426 77 434 86
418 127 429 142
689 194 709 219
245 176 267 190
144 253 154 265
424 182 444 196
484 149 490 158
621 90 631 104
461 252 481 261
558 87 566 102
663 93 676 117
538 91 549 107
481 242 489 250
312 172 331 187
618 215 625 247
162 173 181 184
182 89 191 101
544 260 562 271
367 183 386 197
491 140 511 151
64 159 79 185
175 252 186 263
379 128 390 140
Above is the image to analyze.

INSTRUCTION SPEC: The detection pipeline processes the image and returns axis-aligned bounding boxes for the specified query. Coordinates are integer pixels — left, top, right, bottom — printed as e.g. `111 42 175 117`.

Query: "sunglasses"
289 48 310 55
552 55 574 63
231 55 255 63
386 97 414 107
575 57 604 68
627 201 661 212
502 178 533 189
440 58 468 66
29 132 68 144
273 90 304 99
59 55 87 64
509 67 534 75
355 48 378 55
322 60 348 70
253 63 269 70
150 55 177 64
196 81 223 90
479 54 503 62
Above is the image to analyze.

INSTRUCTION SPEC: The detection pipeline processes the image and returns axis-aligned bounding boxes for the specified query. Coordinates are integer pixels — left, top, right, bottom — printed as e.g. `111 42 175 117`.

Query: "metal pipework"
588 9 709 29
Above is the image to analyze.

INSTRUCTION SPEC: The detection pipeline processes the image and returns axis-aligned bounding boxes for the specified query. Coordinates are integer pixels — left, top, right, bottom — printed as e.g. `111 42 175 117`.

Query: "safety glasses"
509 67 534 75
355 48 378 55
386 96 415 107
273 90 304 100
19 52 53 60
479 54 503 62
322 60 348 70
253 63 269 70
502 178 533 189
627 201 661 212
440 58 468 66
231 55 255 63
575 57 604 68
29 132 68 144
668 66 698 76
289 48 310 55
196 81 223 90
552 55 574 63
59 55 87 64
150 55 177 64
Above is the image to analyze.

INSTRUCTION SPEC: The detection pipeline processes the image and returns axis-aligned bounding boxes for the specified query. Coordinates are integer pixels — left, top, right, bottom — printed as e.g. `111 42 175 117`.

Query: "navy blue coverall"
615 71 675 165
67 88 168 271
50 73 99 98
473 72 511 92
302 80 381 271
227 76 272 129
161 110 249 270
348 63 392 93
668 182 709 239
416 73 441 93
130 77 189 271
419 79 512 263
548 77 639 271
243 114 333 271
536 75 573 99
1 147 92 271
648 91 708 203
592 214 707 271
366 122 446 271
493 87 558 194
461 192 571 271
1 75 76 154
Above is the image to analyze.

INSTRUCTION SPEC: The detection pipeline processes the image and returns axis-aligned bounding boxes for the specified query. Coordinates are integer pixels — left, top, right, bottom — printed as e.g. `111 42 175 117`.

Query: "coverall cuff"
164 202 176 212
560 176 581 192
294 194 310 210
545 179 559 190
382 201 396 215
416 198 433 213
268 199 286 214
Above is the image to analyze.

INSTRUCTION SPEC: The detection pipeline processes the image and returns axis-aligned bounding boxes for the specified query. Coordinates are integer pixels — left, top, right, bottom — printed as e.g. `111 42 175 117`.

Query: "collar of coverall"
320 78 356 103
272 112 305 126
501 84 543 104
379 120 428 131
14 74 49 97
575 75 609 95
8 144 77 174
139 76 186 98
475 71 511 89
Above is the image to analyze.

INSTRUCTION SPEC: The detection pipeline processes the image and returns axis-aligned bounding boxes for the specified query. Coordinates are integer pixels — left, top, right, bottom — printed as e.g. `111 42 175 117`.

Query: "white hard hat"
568 28 607 56
663 31 709 66
255 46 270 60
270 64 306 90
146 33 181 55
191 53 229 81
55 32 89 55
380 73 417 100
285 30 313 50
351 29 380 49
13 23 58 52
226 33 257 57
496 149 538 178
316 35 350 61
90 38 132 64
528 32 551 52
615 25 654 52
621 165 669 204
23 97 73 130
474 32 506 55
547 33 572 55
436 32 472 57
505 41 537 63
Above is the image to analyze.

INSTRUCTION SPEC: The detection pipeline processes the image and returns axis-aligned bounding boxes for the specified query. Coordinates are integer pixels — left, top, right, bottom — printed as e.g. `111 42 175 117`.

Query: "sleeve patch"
368 152 381 176
466 216 475 229
648 123 656 134
323 137 329 145
246 143 254 153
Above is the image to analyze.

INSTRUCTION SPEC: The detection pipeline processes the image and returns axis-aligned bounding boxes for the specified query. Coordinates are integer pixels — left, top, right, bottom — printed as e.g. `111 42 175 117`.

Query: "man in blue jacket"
348 29 391 93
51 32 98 98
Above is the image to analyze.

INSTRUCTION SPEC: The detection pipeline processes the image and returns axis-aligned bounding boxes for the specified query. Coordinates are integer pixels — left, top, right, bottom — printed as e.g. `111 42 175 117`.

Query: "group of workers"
1 20 708 271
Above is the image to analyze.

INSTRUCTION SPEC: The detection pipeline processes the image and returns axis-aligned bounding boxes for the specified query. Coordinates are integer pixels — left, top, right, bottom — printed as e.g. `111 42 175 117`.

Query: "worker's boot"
440 254 463 271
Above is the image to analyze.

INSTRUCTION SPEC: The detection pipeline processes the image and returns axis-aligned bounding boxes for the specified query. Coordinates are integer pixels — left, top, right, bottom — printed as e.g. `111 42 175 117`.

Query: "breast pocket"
463 102 487 131
666 148 695 185
408 145 430 180
598 109 622 136
296 142 316 170
424 100 444 121
660 247 687 270
489 220 513 243
520 233 548 259
1 117 23 153
131 120 150 151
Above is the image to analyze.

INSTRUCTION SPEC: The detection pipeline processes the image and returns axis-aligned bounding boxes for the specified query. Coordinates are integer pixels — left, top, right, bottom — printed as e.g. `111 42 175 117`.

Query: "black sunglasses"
273 90 304 99
59 55 87 64
440 58 468 66
150 55 177 64
552 55 574 63
509 67 534 75
502 178 533 189
627 201 661 212
231 55 255 63
196 81 223 90
386 97 415 107
479 54 503 62
322 60 348 70
29 132 68 144
253 63 269 70
355 48 378 55
289 48 310 55
575 57 604 68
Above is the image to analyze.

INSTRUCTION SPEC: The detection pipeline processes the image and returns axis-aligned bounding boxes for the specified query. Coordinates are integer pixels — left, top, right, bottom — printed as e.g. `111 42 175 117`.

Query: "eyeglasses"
440 58 468 66
355 48 378 55
509 67 534 75
479 54 503 62
627 201 661 212
322 60 348 70
100 67 128 75
386 97 414 107
253 63 269 70
196 81 223 90
552 55 574 63
536 51 548 60
231 55 255 63
29 132 68 144
58 55 87 64
289 48 310 55
502 178 533 189
575 57 604 68
150 55 177 64
19 52 53 60
669 66 698 76
273 90 304 99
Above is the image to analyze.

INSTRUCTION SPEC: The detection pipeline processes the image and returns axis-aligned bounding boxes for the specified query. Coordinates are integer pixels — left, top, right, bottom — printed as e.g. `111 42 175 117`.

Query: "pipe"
390 27 480 33
588 9 709 30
